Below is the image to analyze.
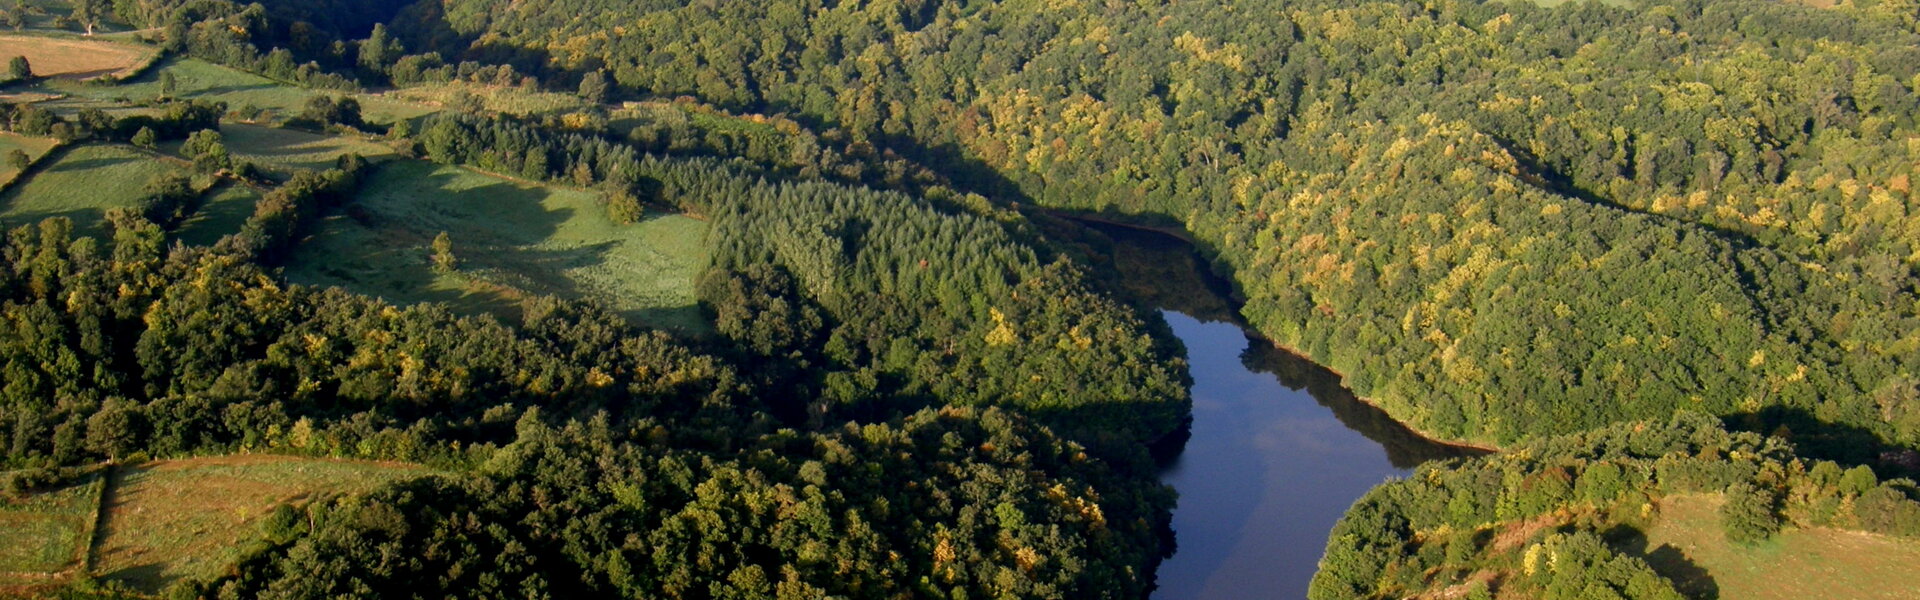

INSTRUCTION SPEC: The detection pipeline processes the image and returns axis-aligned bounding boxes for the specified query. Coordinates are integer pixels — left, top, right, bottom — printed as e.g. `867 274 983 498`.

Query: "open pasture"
381 81 591 117
0 144 190 239
284 160 711 333
92 454 427 592
0 471 103 586
172 182 259 246
33 58 433 125
1638 494 1920 600
182 123 395 173
0 132 59 188
0 34 155 80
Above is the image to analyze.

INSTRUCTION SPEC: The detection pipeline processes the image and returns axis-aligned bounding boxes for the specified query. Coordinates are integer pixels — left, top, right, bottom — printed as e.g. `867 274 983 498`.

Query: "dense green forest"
351 0 1920 453
4 0 1920 596
0 213 1168 597
0 5 1187 593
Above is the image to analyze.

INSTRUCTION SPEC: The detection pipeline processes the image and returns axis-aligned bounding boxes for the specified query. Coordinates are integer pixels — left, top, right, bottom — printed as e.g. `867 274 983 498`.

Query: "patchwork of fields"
31 58 434 125
0 30 724 589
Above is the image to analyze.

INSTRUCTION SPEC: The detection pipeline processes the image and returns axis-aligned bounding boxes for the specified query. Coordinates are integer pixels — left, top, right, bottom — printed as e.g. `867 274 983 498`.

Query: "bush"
603 187 644 224
1720 482 1780 544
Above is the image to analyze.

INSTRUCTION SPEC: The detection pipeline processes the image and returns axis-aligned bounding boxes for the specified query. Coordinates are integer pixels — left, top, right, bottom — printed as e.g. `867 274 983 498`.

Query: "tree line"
1312 413 1920 599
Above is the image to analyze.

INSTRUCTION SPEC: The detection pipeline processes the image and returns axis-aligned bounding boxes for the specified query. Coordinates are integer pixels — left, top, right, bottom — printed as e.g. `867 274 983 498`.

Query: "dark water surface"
1077 222 1480 599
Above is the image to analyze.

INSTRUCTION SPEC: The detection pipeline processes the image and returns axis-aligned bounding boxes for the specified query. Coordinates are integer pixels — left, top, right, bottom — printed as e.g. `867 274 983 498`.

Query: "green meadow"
0 145 192 239
285 160 711 333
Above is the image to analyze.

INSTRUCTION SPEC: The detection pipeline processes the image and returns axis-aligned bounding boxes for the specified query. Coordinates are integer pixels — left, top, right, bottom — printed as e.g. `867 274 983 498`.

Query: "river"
1072 221 1484 599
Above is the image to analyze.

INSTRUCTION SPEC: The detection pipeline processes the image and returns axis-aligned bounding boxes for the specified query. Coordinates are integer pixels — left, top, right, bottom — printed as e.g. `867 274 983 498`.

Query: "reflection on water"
1070 220 1483 599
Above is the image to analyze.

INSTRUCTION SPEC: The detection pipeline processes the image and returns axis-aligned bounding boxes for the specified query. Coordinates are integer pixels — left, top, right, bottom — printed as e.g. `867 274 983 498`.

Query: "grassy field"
0 144 191 239
13 0 145 34
284 160 711 333
173 182 260 246
0 132 59 188
382 81 591 117
1637 494 1920 600
0 471 103 584
1525 0 1633 6
173 123 395 174
93 455 427 592
0 34 156 80
608 101 787 139
32 58 433 125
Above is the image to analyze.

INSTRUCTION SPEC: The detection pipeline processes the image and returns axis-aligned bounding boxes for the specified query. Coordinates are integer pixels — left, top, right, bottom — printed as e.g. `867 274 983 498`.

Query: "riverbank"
1042 210 1501 455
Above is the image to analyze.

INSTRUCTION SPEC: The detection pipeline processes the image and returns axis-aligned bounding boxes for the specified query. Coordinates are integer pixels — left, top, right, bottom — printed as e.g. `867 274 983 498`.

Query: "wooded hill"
334 0 1920 454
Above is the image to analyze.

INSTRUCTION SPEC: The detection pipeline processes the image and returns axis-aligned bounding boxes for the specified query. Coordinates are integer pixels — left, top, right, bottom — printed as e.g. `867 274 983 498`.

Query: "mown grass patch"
1638 494 1920 600
284 160 711 333
0 471 103 582
93 454 427 592
0 33 156 80
0 144 189 239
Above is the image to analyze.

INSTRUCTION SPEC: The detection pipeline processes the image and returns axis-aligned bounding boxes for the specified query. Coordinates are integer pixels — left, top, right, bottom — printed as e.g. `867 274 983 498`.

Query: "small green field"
0 471 103 585
173 182 260 246
0 132 59 188
172 123 395 174
11 0 144 34
284 160 711 333
0 144 189 239
93 454 427 592
608 102 786 140
1524 0 1633 7
382 81 591 117
1639 494 1920 600
32 58 432 125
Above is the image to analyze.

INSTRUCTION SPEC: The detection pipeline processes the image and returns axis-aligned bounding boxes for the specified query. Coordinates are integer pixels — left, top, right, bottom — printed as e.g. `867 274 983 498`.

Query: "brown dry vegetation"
0 35 156 80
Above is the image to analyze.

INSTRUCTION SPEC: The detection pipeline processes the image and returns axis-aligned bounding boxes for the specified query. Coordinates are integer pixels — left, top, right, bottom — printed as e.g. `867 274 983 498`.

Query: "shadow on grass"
1607 524 1721 600
291 163 707 333
0 208 117 241
37 154 135 173
187 83 279 97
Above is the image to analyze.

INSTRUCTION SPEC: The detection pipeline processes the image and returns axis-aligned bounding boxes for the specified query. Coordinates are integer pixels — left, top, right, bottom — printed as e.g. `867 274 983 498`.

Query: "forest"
0 0 1916 597
329 0 1920 454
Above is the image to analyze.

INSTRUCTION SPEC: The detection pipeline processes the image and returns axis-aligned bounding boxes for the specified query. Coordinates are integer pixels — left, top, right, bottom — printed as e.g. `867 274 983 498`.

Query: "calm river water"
1078 222 1481 599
